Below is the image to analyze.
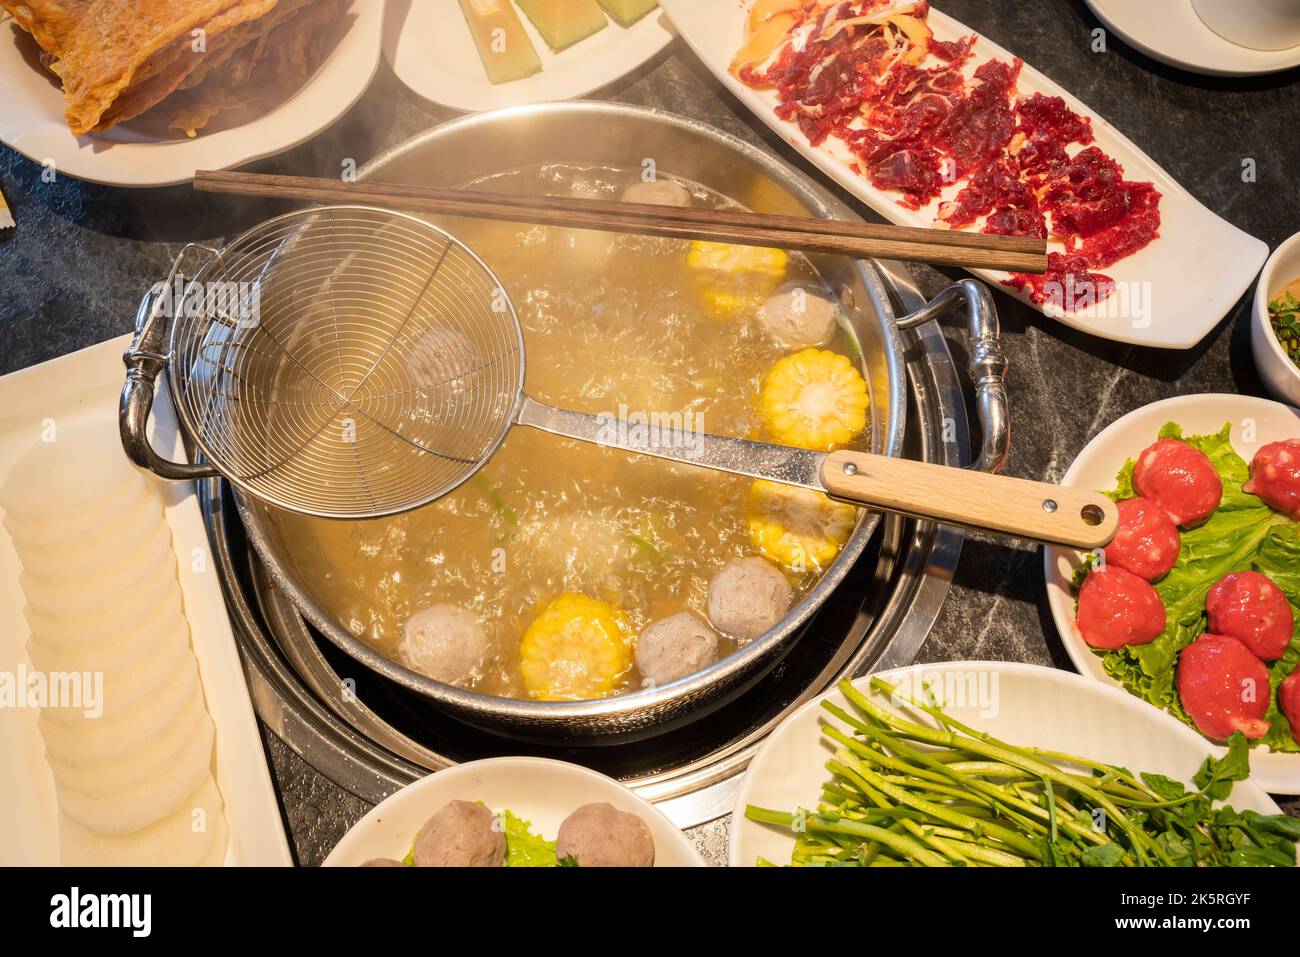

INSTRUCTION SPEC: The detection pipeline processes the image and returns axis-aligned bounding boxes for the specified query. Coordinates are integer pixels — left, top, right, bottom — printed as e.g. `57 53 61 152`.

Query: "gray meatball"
397 604 487 686
707 557 792 641
359 858 405 867
556 802 655 867
756 284 838 348
412 800 505 867
635 612 719 686
620 178 692 207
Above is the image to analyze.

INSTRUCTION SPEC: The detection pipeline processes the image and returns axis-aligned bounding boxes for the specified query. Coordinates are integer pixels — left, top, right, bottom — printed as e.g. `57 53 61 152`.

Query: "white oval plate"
730 661 1286 867
384 0 675 113
324 756 705 867
1043 393 1300 795
659 0 1268 349
1085 0 1300 77
0 1 385 188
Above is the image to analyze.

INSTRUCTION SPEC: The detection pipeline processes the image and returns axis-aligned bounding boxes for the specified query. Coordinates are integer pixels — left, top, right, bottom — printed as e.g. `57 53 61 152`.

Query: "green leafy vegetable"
1269 290 1300 367
744 678 1297 867
502 809 558 867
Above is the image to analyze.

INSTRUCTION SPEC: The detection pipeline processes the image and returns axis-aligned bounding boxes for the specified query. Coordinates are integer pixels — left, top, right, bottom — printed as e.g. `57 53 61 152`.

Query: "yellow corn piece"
519 593 630 701
748 480 857 573
686 240 787 318
759 348 867 451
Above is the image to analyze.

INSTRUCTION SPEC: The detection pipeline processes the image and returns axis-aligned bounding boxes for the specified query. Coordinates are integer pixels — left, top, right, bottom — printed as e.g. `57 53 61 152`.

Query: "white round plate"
1086 0 1300 77
324 756 705 867
0 1 385 187
730 661 1286 867
1044 393 1300 795
384 0 675 113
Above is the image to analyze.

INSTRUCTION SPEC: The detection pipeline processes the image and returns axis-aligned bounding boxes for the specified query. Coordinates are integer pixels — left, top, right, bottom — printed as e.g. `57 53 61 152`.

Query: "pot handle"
895 279 1008 474
120 245 221 482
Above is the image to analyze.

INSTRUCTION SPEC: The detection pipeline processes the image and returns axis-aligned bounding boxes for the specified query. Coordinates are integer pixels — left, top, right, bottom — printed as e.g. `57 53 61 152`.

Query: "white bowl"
1042 393 1300 794
1253 231 1300 406
729 661 1286 867
323 757 705 867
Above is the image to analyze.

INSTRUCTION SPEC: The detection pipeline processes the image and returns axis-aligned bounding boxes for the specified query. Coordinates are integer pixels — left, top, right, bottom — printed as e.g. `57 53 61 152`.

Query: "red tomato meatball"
1243 439 1300 520
1132 438 1223 527
1103 497 1181 580
1280 669 1300 747
1206 571 1295 660
1176 634 1271 741
1076 565 1166 650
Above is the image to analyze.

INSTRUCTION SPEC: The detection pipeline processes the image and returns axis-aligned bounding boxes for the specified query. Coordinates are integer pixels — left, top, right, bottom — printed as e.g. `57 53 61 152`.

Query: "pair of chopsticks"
194 170 1049 275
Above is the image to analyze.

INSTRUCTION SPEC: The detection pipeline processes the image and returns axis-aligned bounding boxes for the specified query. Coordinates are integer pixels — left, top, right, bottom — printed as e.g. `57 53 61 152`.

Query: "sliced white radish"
55 716 215 835
47 707 211 798
24 571 183 648
58 777 227 867
27 610 190 679
40 630 194 727
19 534 178 622
37 660 202 765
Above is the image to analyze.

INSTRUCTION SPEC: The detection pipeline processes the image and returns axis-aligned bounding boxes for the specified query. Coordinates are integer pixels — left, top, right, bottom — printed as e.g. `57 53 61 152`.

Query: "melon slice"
516 0 608 51
596 0 657 27
458 0 542 84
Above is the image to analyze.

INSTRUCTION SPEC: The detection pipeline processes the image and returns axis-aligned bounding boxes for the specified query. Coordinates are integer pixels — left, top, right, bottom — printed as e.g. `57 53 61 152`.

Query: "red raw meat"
1104 497 1181 581
1076 565 1166 650
1243 439 1300 519
737 3 1163 314
1177 634 1272 741
1281 669 1300 746
1132 438 1223 527
1005 252 1114 311
1206 571 1295 661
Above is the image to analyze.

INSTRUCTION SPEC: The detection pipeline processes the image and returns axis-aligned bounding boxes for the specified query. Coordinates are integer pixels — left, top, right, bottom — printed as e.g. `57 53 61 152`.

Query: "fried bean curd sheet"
163 0 346 137
0 0 328 135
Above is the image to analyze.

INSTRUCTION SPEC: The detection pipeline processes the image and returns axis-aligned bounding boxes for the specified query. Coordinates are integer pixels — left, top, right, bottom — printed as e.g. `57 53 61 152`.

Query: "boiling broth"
264 164 869 699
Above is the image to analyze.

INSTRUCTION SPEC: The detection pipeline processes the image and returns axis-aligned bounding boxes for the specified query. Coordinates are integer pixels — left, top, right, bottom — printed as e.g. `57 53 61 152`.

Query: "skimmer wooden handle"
821 450 1118 549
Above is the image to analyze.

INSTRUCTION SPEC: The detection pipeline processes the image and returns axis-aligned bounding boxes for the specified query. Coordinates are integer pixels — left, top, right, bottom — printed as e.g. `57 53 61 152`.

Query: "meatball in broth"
756 283 838 348
635 612 720 686
707 557 793 641
397 605 487 686
556 802 655 867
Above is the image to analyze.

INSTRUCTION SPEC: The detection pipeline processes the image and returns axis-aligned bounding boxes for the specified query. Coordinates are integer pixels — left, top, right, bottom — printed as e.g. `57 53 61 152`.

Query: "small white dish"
1086 0 1300 76
324 756 706 867
730 661 1287 867
0 335 292 865
0 1 385 187
660 0 1268 349
1043 393 1300 795
1252 232 1300 406
384 0 675 113
1192 0 1300 54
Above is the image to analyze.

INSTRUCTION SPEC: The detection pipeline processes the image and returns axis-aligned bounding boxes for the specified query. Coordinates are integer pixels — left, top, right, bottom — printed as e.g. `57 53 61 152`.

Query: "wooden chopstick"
194 170 1050 275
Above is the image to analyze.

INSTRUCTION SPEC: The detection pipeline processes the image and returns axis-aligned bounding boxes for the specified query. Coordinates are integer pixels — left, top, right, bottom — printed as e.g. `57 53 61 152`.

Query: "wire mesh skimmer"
121 205 1116 548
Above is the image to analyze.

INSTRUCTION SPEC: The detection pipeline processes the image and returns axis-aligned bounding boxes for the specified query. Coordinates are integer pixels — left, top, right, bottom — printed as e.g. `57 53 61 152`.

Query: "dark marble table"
2 0 1297 864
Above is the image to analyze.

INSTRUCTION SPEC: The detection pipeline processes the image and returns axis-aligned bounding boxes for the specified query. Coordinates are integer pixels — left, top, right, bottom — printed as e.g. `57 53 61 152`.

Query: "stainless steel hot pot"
123 101 1009 739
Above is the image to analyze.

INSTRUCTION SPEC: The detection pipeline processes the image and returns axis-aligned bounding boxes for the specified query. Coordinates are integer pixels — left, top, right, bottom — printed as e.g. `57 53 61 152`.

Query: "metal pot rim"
234 100 909 726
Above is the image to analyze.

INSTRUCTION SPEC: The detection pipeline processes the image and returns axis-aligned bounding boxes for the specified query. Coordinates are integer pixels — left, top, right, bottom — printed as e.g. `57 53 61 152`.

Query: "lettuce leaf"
1254 524 1300 752
1094 422 1298 751
502 809 559 867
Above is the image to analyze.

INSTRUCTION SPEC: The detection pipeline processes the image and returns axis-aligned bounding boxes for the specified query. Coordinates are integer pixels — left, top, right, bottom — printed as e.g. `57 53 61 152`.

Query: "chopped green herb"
1268 290 1300 367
